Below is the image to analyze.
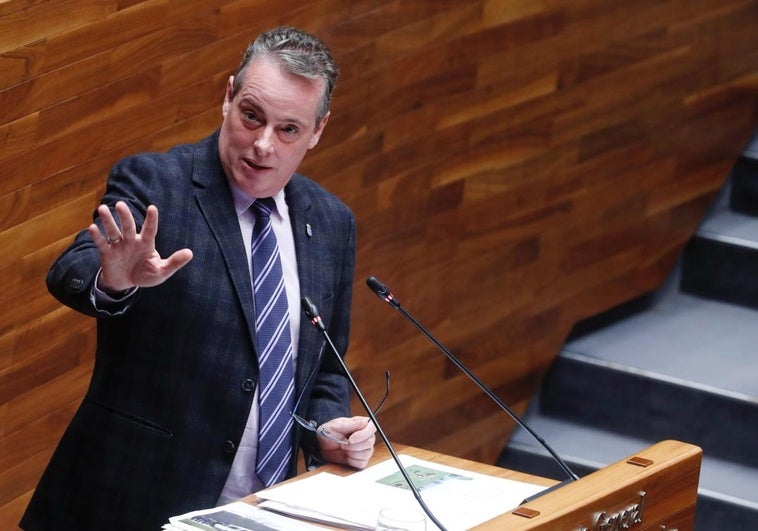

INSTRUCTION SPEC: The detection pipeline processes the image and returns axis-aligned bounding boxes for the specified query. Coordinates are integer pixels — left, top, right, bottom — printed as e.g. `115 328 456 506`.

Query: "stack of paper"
256 454 547 530
165 454 546 530
163 501 324 530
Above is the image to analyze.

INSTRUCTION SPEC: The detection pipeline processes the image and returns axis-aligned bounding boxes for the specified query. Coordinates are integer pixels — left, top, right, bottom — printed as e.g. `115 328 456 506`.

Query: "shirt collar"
229 183 287 219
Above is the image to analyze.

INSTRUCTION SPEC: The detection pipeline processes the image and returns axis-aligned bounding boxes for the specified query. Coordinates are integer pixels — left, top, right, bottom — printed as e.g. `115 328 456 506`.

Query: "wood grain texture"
2 0 757 525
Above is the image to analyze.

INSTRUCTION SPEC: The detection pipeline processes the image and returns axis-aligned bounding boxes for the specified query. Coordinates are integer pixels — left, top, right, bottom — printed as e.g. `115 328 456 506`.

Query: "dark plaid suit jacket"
21 131 355 530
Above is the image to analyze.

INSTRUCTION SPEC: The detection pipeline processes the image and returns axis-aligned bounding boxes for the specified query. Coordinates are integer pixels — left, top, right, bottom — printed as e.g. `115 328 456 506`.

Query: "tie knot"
252 197 276 219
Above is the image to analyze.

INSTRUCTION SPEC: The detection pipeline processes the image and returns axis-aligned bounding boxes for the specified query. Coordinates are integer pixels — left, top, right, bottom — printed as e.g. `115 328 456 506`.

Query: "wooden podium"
480 439 701 530
250 439 701 530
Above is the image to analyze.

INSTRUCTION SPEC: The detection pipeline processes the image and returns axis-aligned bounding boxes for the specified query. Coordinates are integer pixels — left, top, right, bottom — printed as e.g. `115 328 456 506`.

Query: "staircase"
497 134 758 530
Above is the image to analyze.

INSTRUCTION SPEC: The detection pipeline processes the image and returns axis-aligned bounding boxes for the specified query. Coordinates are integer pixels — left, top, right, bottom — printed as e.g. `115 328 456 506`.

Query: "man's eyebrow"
238 97 263 111
238 96 308 127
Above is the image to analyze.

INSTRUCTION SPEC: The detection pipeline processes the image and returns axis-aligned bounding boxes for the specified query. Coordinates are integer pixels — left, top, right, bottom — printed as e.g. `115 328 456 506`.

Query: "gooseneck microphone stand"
365 276 580 488
300 297 448 531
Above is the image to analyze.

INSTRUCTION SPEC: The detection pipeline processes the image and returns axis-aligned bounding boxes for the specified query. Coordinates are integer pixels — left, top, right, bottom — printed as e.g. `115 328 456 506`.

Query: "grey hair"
232 26 339 125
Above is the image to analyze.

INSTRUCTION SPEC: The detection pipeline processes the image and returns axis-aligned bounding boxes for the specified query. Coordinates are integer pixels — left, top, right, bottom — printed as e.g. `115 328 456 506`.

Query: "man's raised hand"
88 201 193 294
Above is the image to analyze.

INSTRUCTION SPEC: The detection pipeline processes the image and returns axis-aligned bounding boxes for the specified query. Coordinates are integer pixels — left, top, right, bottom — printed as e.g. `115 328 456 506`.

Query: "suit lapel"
192 134 257 349
285 175 324 392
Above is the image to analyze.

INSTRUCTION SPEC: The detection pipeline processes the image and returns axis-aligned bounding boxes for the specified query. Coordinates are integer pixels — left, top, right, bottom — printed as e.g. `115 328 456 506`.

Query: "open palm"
89 201 193 293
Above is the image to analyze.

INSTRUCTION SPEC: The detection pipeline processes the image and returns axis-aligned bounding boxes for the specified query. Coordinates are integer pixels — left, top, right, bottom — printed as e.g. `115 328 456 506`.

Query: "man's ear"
308 112 330 149
222 75 234 116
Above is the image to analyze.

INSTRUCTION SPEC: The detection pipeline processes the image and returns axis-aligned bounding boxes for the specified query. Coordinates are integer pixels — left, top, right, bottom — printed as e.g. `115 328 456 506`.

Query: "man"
21 26 376 530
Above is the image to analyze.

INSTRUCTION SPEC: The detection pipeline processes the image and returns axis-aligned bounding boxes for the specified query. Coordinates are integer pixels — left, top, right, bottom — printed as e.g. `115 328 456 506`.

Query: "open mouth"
243 158 271 171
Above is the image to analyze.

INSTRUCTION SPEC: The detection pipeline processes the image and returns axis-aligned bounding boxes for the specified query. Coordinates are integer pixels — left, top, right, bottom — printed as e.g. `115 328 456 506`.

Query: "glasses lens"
292 413 348 444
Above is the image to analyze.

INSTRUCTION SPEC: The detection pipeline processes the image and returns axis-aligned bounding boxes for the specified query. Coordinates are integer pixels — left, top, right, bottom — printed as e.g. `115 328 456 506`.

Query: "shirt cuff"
91 269 138 314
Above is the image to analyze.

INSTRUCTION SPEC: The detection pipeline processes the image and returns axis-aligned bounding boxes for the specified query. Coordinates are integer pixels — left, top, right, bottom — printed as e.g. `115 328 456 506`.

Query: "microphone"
301 297 448 531
365 276 580 492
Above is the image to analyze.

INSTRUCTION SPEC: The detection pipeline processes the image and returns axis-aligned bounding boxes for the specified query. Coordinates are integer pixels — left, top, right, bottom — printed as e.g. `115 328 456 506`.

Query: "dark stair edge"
538 352 758 467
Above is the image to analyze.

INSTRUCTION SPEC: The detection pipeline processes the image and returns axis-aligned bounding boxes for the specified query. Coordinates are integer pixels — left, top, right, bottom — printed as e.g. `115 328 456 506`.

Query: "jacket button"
224 440 236 454
242 378 255 392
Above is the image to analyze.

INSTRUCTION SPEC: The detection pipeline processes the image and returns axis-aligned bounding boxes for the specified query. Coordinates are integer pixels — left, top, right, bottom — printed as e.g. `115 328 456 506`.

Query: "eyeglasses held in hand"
292 370 390 444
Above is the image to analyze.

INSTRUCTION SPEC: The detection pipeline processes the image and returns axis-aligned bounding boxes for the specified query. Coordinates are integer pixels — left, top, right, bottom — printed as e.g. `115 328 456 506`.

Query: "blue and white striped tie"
251 198 295 487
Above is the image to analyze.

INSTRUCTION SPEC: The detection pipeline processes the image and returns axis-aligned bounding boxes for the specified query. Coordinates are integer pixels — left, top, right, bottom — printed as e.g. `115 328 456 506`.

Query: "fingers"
318 416 377 469
164 248 194 275
343 446 375 469
115 201 136 242
92 201 134 245
94 204 121 243
139 204 159 243
88 222 110 253
344 421 376 468
319 416 366 440
345 417 376 447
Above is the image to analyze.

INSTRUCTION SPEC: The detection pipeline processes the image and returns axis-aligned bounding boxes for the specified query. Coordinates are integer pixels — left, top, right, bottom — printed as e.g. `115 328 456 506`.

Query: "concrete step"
680 205 758 310
540 291 758 467
498 398 758 530
728 134 758 215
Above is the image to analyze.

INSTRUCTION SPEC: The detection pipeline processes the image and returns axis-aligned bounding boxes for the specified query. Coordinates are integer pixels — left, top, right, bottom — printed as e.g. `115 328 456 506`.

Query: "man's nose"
253 127 274 156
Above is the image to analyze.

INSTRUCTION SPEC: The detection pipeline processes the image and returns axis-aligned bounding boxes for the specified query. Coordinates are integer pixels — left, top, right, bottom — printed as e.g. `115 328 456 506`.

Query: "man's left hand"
317 416 376 469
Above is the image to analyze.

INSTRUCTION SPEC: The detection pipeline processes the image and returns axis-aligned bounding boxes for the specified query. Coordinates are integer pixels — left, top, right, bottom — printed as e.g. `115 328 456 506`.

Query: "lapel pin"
306 222 312 238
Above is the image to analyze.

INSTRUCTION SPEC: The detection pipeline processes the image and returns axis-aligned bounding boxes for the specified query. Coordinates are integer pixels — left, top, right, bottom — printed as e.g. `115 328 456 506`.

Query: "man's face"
218 57 329 198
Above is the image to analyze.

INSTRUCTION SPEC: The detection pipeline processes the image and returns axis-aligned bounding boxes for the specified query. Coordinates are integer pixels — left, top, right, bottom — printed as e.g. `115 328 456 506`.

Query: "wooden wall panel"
2 0 758 526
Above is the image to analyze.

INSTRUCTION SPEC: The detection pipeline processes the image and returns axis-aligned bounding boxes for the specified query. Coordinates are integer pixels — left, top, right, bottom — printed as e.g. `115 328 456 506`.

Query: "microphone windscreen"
366 276 389 297
301 296 319 319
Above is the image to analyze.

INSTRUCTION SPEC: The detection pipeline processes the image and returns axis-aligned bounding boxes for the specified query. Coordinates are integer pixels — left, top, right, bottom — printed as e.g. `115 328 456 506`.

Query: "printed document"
256 453 547 530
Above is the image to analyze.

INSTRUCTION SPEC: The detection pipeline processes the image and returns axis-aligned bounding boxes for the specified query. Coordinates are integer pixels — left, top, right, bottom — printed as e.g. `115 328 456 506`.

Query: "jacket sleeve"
46 154 161 317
